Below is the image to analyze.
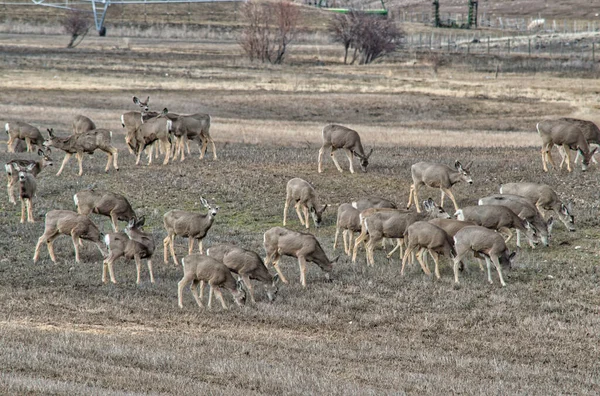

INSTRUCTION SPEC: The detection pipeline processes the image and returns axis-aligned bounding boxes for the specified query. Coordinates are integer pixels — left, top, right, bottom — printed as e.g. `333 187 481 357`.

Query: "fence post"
507 39 510 54
593 42 596 64
487 36 490 54
528 38 531 56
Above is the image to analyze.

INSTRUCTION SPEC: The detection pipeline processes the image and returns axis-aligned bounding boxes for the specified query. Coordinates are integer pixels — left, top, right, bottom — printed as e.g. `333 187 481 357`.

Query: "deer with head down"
555 118 600 168
318 124 373 174
283 177 328 229
400 221 455 280
207 244 279 303
407 160 473 213
163 197 219 266
72 115 96 135
44 128 119 176
5 149 53 205
263 226 338 287
5 121 45 153
74 188 137 232
33 210 106 264
537 118 597 172
102 217 155 285
178 254 246 310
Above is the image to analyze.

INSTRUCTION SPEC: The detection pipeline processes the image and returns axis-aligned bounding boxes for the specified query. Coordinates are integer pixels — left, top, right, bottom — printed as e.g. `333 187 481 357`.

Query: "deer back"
428 218 477 238
164 209 214 238
171 114 210 139
406 221 454 255
208 244 272 282
454 225 509 260
72 115 96 135
351 197 396 211
7 121 44 143
183 254 238 290
337 203 361 232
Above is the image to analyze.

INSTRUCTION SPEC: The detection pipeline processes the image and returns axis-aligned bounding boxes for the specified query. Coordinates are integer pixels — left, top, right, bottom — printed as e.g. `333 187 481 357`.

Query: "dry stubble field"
0 31 599 395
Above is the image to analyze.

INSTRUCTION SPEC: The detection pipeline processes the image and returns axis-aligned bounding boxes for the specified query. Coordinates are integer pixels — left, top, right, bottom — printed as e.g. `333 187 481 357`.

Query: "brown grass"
0 29 599 395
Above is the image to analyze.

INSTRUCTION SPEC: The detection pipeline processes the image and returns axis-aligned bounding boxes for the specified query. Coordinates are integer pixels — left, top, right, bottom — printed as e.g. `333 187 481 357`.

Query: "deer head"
133 96 150 112
580 147 598 171
355 148 373 172
200 197 219 217
232 279 247 306
310 204 328 227
422 198 450 219
455 160 473 184
265 273 280 302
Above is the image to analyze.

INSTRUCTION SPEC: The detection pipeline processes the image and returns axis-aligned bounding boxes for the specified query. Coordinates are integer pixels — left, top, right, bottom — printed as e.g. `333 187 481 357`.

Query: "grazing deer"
33 210 106 264
352 198 450 266
207 244 279 303
5 149 53 205
333 203 361 257
407 160 473 213
163 197 219 265
5 121 45 153
455 205 538 248
283 177 328 229
102 217 155 285
170 113 215 161
130 109 173 166
428 218 477 238
74 189 137 232
351 197 397 211
400 221 455 279
44 128 119 176
537 119 597 172
13 163 37 223
9 138 27 153
72 115 96 135
478 194 553 247
318 124 373 173
500 182 574 232
555 118 600 168
178 254 246 309
263 226 338 287
452 226 516 287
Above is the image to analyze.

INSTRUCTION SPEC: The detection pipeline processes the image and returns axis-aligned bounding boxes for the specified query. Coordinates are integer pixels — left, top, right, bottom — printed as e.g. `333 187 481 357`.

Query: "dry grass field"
0 5 600 394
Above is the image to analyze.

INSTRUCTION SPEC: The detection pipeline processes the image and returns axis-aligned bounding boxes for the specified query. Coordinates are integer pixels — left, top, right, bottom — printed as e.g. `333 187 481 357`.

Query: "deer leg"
401 246 415 276
484 257 494 284
283 197 290 226
413 185 422 213
169 235 179 266
492 256 506 287
111 147 119 171
56 153 72 176
107 257 118 284
452 252 468 286
25 137 32 152
352 229 369 263
34 231 54 263
146 259 154 284
163 235 170 264
442 188 460 212
406 184 414 209
386 239 403 259
71 233 82 263
110 212 119 232
134 254 142 284
209 137 217 160
177 275 192 308
347 231 354 257
431 250 441 279
303 206 310 229
498 227 513 243
207 284 215 309
546 147 557 170
344 149 355 173
75 152 84 176
330 148 343 173
241 274 255 303
318 146 325 173
294 202 305 226
416 248 432 276
298 256 308 287
214 287 228 310
365 237 377 267
198 239 204 254
20 199 26 224
189 279 203 308
27 199 34 223
102 258 110 284
188 237 194 255
6 135 15 152
558 146 567 169
563 146 573 172
272 255 288 284
199 138 208 160
7 177 16 205
333 227 340 250
162 139 171 165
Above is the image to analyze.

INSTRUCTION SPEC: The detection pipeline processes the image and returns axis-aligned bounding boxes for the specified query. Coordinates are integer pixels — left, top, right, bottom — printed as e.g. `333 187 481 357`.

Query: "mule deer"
351 197 397 211
318 124 373 173
500 182 574 232
74 189 137 232
407 160 473 213
102 217 155 284
428 218 477 238
537 119 597 172
163 197 219 265
170 113 215 161
72 115 96 135
283 177 328 229
5 121 45 153
130 109 173 166
5 149 53 205
478 194 553 247
33 210 106 263
44 128 119 176
263 226 338 287
333 203 361 257
455 205 538 248
121 96 159 155
207 244 279 303
400 221 455 279
555 118 600 168
13 163 37 223
178 254 246 309
452 226 516 287
352 198 450 266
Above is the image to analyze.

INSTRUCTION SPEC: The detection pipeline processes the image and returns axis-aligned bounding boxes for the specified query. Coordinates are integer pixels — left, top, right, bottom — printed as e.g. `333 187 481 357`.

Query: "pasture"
0 30 599 395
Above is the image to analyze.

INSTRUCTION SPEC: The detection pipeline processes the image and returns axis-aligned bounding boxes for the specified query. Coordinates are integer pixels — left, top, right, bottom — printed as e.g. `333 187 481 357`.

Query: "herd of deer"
4 99 599 308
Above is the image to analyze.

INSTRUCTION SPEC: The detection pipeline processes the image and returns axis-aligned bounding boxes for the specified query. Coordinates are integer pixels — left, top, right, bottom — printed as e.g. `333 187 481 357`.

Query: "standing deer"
318 124 373 173
170 113 215 161
352 199 450 266
130 110 173 166
102 217 155 285
178 254 246 310
5 149 53 205
33 210 106 264
163 197 219 265
537 119 597 172
407 160 473 213
13 163 37 223
121 96 159 155
283 177 328 229
400 221 455 280
72 115 96 134
263 226 338 287
5 121 45 153
500 182 574 231
44 128 119 176
333 203 361 257
207 244 279 303
351 197 397 211
452 226 516 287
555 118 600 168
478 194 553 247
74 189 137 232
455 205 538 248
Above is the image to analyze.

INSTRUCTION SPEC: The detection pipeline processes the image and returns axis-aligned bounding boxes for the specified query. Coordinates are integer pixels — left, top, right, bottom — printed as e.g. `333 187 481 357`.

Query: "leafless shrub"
62 9 91 48
238 0 299 64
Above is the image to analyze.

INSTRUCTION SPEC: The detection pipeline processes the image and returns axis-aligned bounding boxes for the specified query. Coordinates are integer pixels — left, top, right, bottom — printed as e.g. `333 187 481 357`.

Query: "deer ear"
272 273 280 283
331 255 340 264
200 197 209 207
47 128 54 137
236 279 245 291
145 96 150 105
26 163 36 172
509 251 517 260
464 160 473 170
127 218 136 229
366 148 373 158
454 160 462 170
136 216 146 227
132 96 140 105
161 108 168 115
321 204 328 213
37 148 43 156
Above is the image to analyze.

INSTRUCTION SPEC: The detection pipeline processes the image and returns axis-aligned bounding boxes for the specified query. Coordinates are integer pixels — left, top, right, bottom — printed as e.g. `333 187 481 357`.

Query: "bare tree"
62 9 91 48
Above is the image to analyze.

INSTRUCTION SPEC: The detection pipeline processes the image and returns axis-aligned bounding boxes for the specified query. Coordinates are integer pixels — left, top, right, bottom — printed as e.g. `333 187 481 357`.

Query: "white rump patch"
477 199 484 206
181 257 185 268
120 114 125 128
4 123 9 133
455 209 465 221
4 164 12 175
104 234 111 246
73 194 79 207
351 201 357 209
206 248 211 256
499 185 504 194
